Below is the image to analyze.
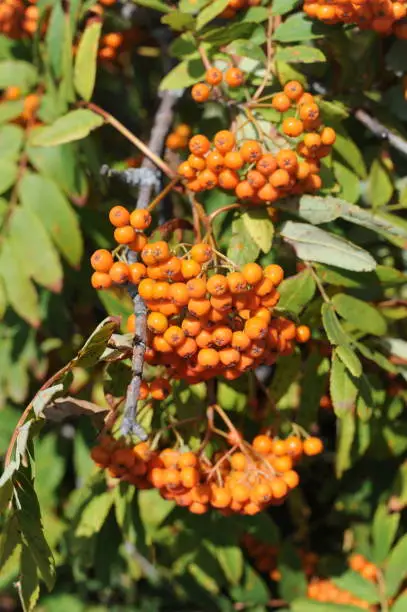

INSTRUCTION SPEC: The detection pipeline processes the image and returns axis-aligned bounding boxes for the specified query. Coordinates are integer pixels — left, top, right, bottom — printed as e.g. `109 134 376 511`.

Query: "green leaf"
241 209 274 253
159 56 205 90
330 350 358 417
227 216 260 265
0 159 18 193
138 489 175 538
74 20 102 101
298 352 330 428
276 45 326 63
372 504 400 565
385 534 407 597
332 294 387 336
9 207 63 292
277 269 316 315
161 11 195 30
0 124 24 160
273 13 327 42
132 0 172 11
32 384 64 417
333 130 367 178
272 0 301 15
227 40 266 63
332 571 379 604
19 173 83 267
217 545 244 585
14 471 56 590
281 221 377 272
0 239 40 327
336 410 355 476
269 352 301 405
0 100 25 124
29 110 104 147
336 344 362 378
292 600 365 611
0 60 38 91
321 303 349 347
278 542 307 603
231 564 269 605
392 593 407 612
73 317 120 368
333 162 361 205
196 0 229 29
75 491 114 538
368 159 394 208
45 0 65 81
18 545 40 612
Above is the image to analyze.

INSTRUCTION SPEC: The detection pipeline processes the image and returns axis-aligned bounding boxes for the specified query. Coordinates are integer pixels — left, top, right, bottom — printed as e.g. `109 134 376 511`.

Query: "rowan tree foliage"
0 0 407 611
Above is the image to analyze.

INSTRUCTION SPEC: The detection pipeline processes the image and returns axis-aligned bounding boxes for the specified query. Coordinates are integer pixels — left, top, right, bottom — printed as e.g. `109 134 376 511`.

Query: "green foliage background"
0 0 407 610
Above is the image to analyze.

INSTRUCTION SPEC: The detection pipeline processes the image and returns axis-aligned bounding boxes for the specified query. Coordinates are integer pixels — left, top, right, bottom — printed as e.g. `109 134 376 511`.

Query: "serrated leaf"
372 504 400 565
278 269 316 315
73 317 119 368
14 471 55 590
368 159 394 208
75 491 114 538
9 207 63 292
0 239 40 327
336 344 362 378
385 534 407 597
160 56 205 90
274 13 327 42
0 124 24 160
29 109 104 147
241 209 274 253
330 350 358 418
322 303 349 346
281 221 376 272
18 545 40 612
19 173 83 267
272 0 301 15
332 293 387 336
32 384 64 417
276 45 326 63
332 571 379 604
74 20 102 101
0 159 18 194
227 216 260 265
196 0 229 29
0 60 38 91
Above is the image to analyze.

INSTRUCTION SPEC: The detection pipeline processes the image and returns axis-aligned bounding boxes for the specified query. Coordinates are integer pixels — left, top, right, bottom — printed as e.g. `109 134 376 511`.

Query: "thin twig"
252 10 275 102
355 109 407 157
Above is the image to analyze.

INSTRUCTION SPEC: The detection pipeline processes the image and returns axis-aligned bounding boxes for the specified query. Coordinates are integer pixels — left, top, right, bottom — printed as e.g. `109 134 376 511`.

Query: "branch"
354 109 407 157
121 90 179 438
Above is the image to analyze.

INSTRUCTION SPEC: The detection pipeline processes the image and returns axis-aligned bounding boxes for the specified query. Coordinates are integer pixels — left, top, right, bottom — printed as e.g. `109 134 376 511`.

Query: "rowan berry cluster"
90 204 312 383
0 0 39 38
191 66 245 102
308 579 373 609
91 432 323 515
179 84 335 203
98 31 125 62
304 0 407 37
220 0 262 18
165 124 192 151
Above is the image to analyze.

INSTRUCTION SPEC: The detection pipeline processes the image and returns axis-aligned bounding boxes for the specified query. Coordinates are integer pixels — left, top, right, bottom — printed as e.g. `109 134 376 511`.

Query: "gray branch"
354 109 407 158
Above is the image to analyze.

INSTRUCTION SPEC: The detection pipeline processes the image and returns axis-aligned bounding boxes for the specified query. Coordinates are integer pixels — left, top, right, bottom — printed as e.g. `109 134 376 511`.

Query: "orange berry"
181 466 199 488
166 133 183 150
272 92 291 112
176 124 191 139
244 317 268 340
247 170 266 189
214 130 235 154
181 317 201 339
320 126 336 146
283 470 300 489
181 259 201 279
224 151 244 170
230 452 247 471
242 263 263 285
91 271 112 289
197 347 220 368
276 149 298 173
150 378 171 400
299 103 320 122
163 467 181 488
225 67 245 88
283 80 304 101
297 92 314 106
252 434 273 454
186 277 207 299
296 325 311 343
190 243 212 263
189 134 211 156
211 485 232 508
282 117 304 137
212 325 233 347
147 311 169 333
272 439 287 456
231 331 251 352
270 169 291 189
160 448 180 468
138 278 155 300
231 483 250 503
207 274 228 296
169 282 190 306
163 325 185 347
218 169 239 190
264 264 284 286
177 337 198 358
198 168 218 189
205 66 223 85
349 554 367 573
227 271 248 293
178 161 196 179
303 437 323 456
109 262 129 284
129 262 146 284
90 446 110 467
189 501 208 514
297 161 311 181
251 482 272 504
114 225 135 244
188 154 206 171
257 183 279 202
152 280 170 300
256 154 278 176
235 180 255 200
361 563 378 582
178 452 198 469
91 249 114 272
285 436 303 457
109 205 130 227
103 32 124 48
206 150 225 173
128 233 148 252
191 82 211 102
273 455 293 473
270 477 288 499
210 293 233 312
240 140 263 163
188 298 211 317
4 86 21 101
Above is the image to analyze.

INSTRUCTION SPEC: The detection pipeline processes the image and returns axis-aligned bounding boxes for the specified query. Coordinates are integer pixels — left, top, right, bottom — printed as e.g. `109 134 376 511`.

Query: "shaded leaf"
32 384 65 417
384 534 407 597
278 542 307 603
278 269 316 315
18 545 40 612
29 110 104 147
330 351 358 417
272 0 301 16
43 396 108 427
73 317 120 368
274 14 327 42
332 293 387 336
0 124 24 160
160 56 205 90
368 159 394 208
276 45 326 63
196 0 229 29
241 209 274 253
372 504 400 565
75 491 114 538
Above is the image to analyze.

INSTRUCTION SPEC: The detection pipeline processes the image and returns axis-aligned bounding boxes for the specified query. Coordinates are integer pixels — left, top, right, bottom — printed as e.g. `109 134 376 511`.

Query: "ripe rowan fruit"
270 477 288 499
114 225 135 244
189 134 211 156
320 126 336 146
166 133 183 150
272 92 291 112
150 378 171 400
244 317 268 340
211 325 233 347
283 470 300 489
128 233 148 252
225 67 245 87
256 154 278 176
252 435 273 455
205 66 223 85
190 243 212 263
224 151 244 170
169 282 190 306
206 150 225 173
269 169 291 189
188 154 206 171
198 347 220 368
218 169 239 190
299 103 320 122
240 140 263 163
303 437 324 456
282 117 304 137
264 264 284 286
163 325 185 347
177 337 198 358
247 170 266 189
147 311 169 334
296 325 311 343
188 298 211 317
186 277 207 298
109 205 130 227
91 272 112 289
176 124 191 139
181 259 201 279
214 130 235 154
235 180 255 200
130 209 152 230
284 80 304 101
242 263 263 285
206 274 228 296
191 83 211 102
198 168 218 189
129 262 146 284
91 249 114 272
178 161 196 180
109 262 129 284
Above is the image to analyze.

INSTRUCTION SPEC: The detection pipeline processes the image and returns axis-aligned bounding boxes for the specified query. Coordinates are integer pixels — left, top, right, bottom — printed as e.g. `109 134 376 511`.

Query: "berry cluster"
165 124 192 151
91 433 323 515
0 0 39 38
90 205 312 383
220 0 262 18
191 66 245 102
308 579 372 609
98 31 125 62
304 0 407 37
